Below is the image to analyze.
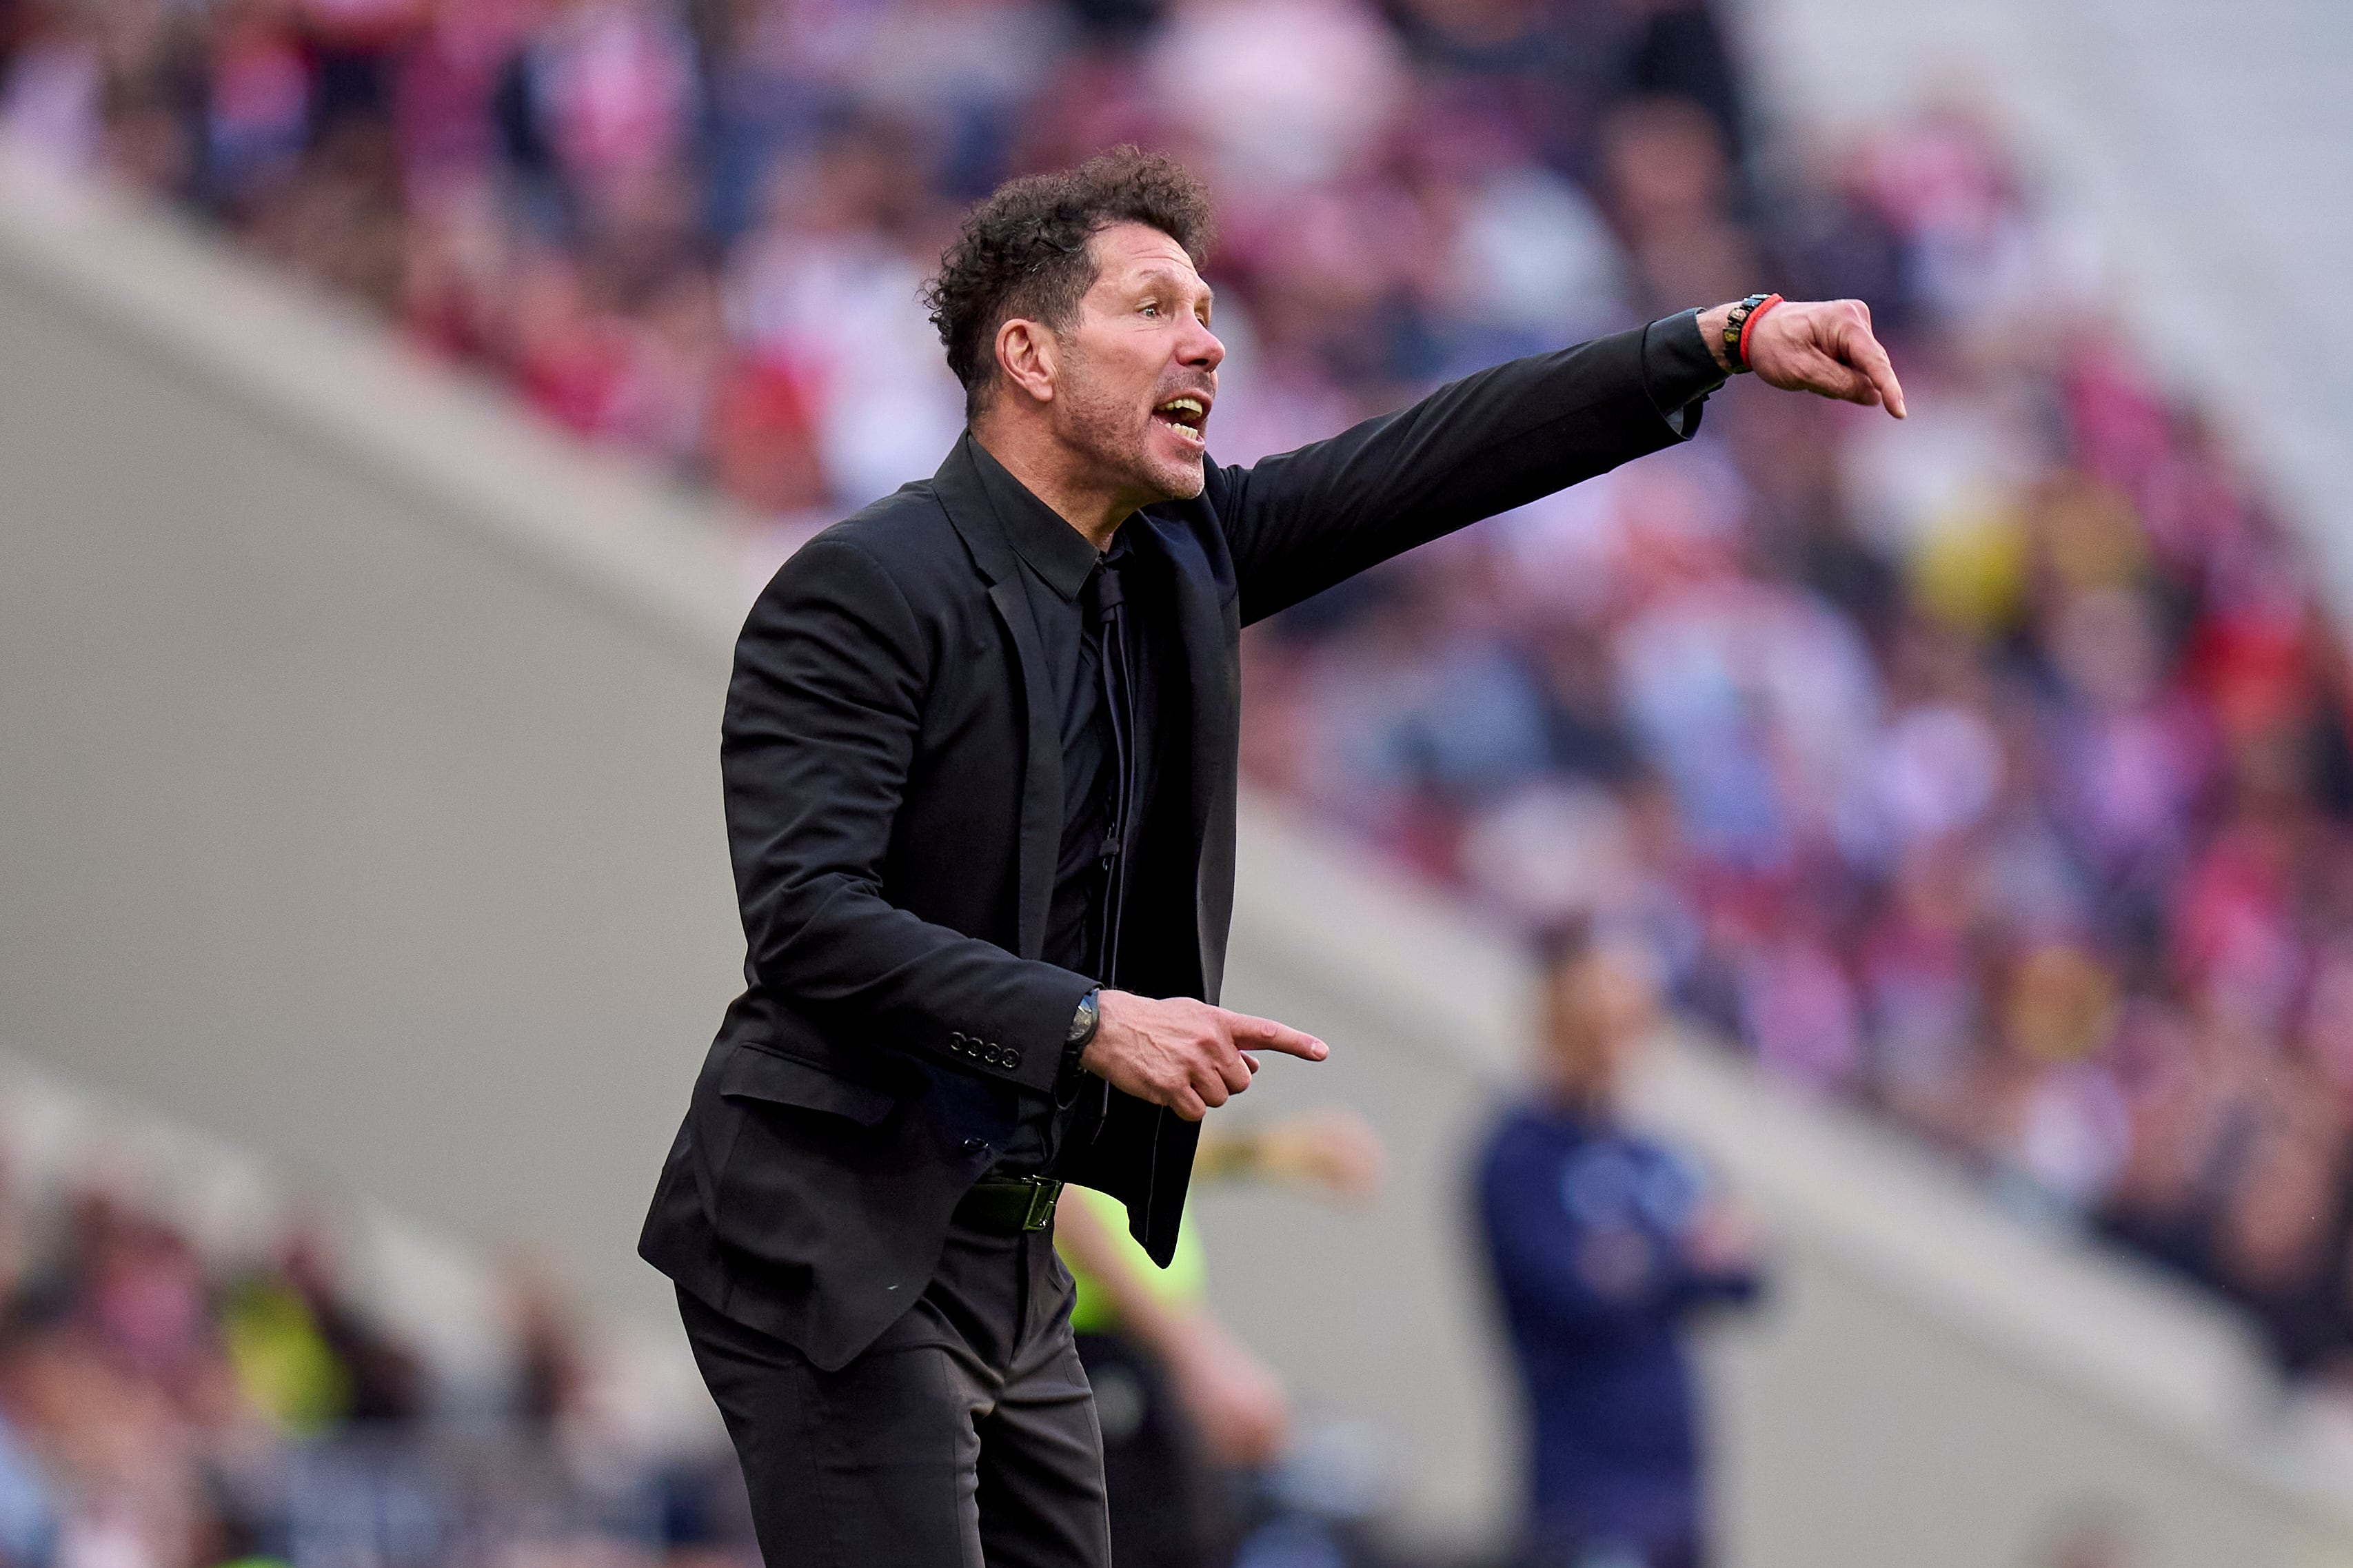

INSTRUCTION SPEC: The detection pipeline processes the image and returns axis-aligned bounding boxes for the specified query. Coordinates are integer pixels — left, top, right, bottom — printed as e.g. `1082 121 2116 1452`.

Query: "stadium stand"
8 0 2353 1562
0 1057 752 1568
8 0 2351 1389
10 164 2353 1565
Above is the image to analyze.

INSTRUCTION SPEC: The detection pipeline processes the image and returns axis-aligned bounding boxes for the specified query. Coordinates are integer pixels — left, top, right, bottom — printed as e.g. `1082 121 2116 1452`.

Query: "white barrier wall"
6 156 2353 1564
0 154 745 1328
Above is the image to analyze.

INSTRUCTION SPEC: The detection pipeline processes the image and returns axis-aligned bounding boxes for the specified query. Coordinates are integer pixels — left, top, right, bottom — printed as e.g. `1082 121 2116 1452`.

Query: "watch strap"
1056 988 1101 1103
1067 988 1101 1047
1724 292 1781 373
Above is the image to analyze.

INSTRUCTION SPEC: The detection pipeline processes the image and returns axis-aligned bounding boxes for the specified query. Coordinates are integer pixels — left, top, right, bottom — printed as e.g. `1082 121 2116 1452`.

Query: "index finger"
1224 1011 1329 1061
1844 320 1907 419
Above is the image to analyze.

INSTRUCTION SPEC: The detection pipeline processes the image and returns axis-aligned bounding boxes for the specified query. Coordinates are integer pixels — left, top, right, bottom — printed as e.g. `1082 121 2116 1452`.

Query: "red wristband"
1736 293 1783 371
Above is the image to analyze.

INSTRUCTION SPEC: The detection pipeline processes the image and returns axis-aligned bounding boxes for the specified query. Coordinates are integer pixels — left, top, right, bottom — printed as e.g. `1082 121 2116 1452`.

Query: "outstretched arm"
1195 1107 1386 1205
1213 301 1904 624
1213 323 1686 624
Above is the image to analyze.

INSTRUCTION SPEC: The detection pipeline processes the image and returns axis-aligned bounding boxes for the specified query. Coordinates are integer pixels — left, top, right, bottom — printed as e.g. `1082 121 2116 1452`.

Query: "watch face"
1069 995 1100 1045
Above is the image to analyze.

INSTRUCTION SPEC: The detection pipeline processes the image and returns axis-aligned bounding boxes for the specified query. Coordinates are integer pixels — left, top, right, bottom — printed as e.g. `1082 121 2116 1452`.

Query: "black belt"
954 1176 1063 1234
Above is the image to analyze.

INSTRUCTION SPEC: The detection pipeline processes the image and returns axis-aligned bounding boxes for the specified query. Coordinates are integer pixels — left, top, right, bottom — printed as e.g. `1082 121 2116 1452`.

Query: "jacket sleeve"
1213 321 1701 626
722 534 1091 1094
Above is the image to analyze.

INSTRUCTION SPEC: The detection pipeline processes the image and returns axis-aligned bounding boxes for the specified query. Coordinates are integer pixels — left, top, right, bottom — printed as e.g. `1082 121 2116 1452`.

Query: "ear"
995 317 1058 407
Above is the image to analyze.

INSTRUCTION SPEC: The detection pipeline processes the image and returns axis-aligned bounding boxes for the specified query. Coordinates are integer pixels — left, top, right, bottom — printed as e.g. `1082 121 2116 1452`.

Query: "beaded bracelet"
1724 292 1783 373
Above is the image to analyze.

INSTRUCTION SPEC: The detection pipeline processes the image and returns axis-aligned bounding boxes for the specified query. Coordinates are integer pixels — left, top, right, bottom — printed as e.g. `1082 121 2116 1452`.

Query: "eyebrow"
1135 268 1213 312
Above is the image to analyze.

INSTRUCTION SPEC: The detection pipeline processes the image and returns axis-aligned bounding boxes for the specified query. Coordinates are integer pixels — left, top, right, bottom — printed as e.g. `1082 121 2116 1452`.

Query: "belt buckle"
1022 1179 1063 1232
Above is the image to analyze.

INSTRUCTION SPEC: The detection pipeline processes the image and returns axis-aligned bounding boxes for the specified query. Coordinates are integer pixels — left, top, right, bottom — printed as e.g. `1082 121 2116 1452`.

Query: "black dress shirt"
965 440 1160 988
966 309 1724 1174
966 442 1160 1174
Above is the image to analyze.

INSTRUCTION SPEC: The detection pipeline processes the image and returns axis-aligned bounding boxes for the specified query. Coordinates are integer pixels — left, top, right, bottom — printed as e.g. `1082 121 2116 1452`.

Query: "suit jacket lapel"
933 439 1062 962
931 442 1240 990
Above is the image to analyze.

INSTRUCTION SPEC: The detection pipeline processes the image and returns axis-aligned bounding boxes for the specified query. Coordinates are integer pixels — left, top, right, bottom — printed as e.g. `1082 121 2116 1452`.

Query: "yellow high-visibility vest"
1059 1184 1208 1332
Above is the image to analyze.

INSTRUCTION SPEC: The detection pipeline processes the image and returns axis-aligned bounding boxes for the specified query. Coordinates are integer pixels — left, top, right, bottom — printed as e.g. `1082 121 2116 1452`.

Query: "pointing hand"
1702 296 1908 418
1081 991 1329 1121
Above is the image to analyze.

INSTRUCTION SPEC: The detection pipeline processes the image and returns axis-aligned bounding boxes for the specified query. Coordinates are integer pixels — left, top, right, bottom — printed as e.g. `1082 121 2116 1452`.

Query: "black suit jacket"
640 323 1701 1370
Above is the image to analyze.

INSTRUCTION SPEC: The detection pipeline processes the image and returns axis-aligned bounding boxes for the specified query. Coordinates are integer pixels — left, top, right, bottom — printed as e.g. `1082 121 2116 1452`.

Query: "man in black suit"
640 147 1903 1568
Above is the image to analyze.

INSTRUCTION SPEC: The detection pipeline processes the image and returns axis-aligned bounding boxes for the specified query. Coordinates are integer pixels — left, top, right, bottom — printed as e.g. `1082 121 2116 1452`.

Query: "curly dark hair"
922 147 1215 420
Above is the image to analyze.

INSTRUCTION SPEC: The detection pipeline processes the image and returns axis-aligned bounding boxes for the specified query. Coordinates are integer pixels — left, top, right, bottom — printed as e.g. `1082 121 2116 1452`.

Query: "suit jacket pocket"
720 1043 899 1128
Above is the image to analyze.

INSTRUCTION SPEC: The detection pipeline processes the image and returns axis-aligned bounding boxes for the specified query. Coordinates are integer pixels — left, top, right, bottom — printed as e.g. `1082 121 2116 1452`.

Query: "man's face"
1047 221 1225 505
1537 952 1659 1107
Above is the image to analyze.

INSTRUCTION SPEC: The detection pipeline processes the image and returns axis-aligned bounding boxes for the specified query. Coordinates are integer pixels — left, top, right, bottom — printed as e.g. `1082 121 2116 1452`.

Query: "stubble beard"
1058 349 1206 507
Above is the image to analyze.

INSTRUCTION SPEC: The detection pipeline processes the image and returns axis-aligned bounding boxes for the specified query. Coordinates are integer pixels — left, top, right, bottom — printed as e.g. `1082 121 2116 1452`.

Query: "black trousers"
678 1220 1111 1568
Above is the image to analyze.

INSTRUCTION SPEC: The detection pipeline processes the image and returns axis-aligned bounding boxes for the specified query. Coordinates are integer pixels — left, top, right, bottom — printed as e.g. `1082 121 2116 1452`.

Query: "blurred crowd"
0 1143 754 1568
1241 108 2353 1389
0 0 1740 572
2 0 2348 1403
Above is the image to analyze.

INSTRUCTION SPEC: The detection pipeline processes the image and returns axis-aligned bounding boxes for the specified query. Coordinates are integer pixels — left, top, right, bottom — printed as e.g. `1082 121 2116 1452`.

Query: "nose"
1182 316 1224 374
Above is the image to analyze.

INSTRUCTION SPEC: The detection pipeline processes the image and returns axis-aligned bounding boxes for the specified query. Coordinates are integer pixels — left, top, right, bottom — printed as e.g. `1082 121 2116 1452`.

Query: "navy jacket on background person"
638 317 1728 1374
1476 1103 1760 1560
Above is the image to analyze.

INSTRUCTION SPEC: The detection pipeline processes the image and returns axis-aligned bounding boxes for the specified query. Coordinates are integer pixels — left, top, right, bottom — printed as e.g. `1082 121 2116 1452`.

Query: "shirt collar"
965 434 1106 602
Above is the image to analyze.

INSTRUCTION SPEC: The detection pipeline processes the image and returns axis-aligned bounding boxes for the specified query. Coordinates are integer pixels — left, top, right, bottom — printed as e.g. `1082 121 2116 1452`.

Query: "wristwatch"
1723 292 1780 373
1057 988 1102 1100
1067 988 1102 1049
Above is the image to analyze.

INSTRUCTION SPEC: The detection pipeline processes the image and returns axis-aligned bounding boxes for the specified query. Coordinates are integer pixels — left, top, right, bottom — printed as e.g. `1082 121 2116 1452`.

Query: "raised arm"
1213 300 1903 625
1213 323 1684 625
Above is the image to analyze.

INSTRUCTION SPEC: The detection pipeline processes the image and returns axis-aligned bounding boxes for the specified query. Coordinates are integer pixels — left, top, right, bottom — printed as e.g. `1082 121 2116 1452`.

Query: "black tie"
1085 560 1133 985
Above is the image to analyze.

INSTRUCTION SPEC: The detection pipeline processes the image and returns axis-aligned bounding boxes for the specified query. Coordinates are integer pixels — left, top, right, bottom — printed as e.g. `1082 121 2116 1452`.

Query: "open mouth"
1152 394 1210 447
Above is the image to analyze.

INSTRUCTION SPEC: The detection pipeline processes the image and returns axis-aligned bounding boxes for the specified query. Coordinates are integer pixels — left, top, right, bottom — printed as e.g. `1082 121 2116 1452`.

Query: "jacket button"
961 1138 989 1155
1003 1048 1022 1070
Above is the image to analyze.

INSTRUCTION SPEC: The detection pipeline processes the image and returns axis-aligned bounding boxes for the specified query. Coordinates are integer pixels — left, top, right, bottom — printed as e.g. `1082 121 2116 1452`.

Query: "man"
638 146 1903 1568
1477 924 1762 1568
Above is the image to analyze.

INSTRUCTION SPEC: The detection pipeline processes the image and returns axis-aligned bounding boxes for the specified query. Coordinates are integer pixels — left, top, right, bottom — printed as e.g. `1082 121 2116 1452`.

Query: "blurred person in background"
1054 1108 1384 1568
1477 921 1763 1568
638 138 1901 1568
